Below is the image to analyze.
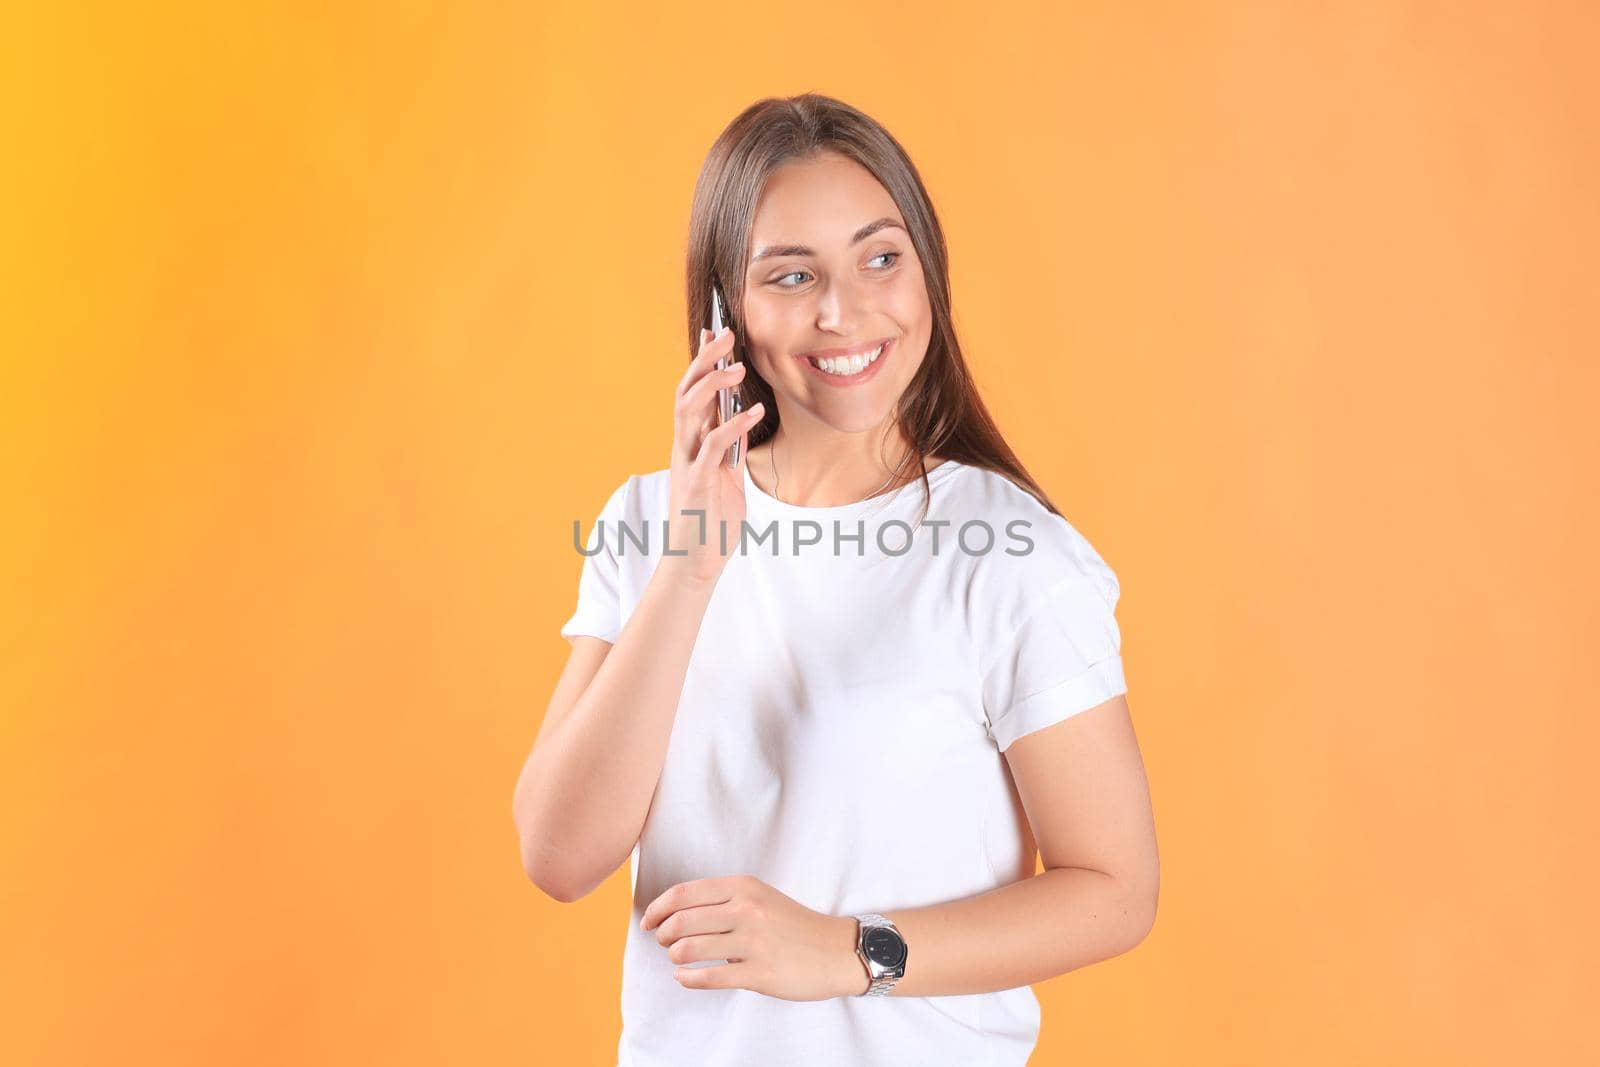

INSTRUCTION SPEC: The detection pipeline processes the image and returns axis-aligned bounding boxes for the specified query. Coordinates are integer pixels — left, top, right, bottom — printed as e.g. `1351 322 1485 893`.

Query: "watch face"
863 926 907 969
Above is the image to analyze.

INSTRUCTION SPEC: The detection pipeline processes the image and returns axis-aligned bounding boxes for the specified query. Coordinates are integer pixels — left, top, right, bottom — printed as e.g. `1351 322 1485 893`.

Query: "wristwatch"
852 913 908 996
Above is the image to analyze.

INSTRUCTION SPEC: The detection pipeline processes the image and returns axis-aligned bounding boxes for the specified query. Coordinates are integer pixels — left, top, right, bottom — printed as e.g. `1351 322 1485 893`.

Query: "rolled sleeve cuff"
986 656 1127 752
559 610 619 644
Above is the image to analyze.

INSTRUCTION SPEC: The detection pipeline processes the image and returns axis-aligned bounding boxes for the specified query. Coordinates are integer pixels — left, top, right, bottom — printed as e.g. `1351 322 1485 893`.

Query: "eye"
770 251 900 288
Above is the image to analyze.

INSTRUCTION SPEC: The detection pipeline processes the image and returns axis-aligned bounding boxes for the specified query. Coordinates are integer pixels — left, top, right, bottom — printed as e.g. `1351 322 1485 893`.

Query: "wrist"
651 557 722 594
833 914 870 999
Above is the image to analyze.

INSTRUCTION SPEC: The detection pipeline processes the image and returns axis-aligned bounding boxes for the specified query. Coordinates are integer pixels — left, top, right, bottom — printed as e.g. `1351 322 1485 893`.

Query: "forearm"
830 867 1156 998
518 562 715 899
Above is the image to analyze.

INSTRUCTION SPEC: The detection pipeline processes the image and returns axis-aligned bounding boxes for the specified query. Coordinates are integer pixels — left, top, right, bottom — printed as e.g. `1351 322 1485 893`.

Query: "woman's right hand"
663 327 765 587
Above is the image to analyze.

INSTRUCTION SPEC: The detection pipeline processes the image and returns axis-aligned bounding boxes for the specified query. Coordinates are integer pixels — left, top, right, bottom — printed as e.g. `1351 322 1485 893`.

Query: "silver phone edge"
711 287 742 468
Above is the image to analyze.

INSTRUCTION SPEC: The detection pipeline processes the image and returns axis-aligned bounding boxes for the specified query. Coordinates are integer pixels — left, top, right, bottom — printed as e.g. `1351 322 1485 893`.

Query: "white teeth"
810 342 884 376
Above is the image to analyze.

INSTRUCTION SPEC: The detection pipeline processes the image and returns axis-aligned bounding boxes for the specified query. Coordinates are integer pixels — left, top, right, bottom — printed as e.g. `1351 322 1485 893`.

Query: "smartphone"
710 284 745 468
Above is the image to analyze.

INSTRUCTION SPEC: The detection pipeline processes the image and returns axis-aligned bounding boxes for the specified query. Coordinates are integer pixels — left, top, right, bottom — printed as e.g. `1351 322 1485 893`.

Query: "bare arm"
870 693 1159 995
513 560 717 902
514 323 762 903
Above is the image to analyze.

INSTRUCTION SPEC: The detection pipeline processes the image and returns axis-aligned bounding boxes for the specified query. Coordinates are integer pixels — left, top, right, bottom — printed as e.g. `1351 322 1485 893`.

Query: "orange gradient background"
3 3 1595 1064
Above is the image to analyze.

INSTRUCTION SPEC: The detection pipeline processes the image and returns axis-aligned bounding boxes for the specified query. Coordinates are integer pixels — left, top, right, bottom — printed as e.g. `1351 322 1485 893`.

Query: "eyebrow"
748 217 907 264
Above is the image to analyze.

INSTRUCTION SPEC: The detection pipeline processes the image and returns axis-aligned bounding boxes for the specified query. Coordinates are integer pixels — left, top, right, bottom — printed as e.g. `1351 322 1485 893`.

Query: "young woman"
515 93 1159 1067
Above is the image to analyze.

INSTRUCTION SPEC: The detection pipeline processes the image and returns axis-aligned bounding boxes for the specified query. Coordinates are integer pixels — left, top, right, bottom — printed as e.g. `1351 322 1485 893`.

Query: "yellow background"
3 2 1595 1064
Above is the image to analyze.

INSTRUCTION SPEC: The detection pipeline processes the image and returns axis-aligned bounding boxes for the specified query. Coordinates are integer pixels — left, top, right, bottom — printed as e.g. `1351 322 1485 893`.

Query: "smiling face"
739 150 932 436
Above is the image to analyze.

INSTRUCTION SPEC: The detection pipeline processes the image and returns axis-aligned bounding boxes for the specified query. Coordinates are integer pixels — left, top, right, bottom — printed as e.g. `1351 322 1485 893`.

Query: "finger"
693 401 764 469
669 332 718 469
666 932 744 966
679 360 746 421
654 904 737 946
674 362 746 467
674 328 736 401
674 960 747 989
671 330 713 411
675 364 748 470
642 877 736 932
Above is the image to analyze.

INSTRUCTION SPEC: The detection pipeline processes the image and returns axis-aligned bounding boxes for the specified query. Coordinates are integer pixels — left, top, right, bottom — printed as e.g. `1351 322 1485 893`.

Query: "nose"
813 273 871 335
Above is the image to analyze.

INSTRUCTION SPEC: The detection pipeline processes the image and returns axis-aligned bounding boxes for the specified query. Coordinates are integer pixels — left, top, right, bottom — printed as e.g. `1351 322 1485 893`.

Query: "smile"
799 338 894 385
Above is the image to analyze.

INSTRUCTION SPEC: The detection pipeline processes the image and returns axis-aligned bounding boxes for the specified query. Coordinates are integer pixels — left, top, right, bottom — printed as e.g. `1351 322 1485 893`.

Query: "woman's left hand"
640 875 867 1001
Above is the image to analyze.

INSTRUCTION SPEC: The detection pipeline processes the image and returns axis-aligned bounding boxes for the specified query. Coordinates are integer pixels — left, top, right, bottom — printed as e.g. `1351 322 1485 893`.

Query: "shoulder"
942 462 1122 621
631 467 673 517
584 467 671 521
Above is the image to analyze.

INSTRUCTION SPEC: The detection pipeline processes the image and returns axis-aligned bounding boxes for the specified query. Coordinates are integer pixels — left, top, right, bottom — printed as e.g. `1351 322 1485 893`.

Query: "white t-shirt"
558 457 1128 1067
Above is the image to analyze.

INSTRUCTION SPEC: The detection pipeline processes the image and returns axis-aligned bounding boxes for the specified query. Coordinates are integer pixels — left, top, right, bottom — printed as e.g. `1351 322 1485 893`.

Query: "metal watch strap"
855 912 902 996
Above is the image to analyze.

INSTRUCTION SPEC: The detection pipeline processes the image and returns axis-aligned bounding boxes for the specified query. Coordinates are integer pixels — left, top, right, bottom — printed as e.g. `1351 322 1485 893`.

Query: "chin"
812 393 904 433
822 411 894 435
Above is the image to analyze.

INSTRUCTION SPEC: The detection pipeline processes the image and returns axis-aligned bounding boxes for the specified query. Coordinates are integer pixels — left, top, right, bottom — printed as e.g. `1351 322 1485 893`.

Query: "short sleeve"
558 477 633 644
979 569 1127 752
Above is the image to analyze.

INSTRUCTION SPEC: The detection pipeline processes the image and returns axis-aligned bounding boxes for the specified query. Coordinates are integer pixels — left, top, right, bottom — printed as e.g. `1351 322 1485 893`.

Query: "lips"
797 336 894 362
797 336 894 386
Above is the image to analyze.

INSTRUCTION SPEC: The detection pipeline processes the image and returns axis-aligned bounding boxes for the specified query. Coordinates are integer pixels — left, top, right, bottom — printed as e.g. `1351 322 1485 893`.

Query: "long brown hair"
684 92 1061 521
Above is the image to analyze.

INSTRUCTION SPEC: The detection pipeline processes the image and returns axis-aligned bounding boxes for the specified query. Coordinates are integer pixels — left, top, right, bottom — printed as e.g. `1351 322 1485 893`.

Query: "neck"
754 422 927 508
